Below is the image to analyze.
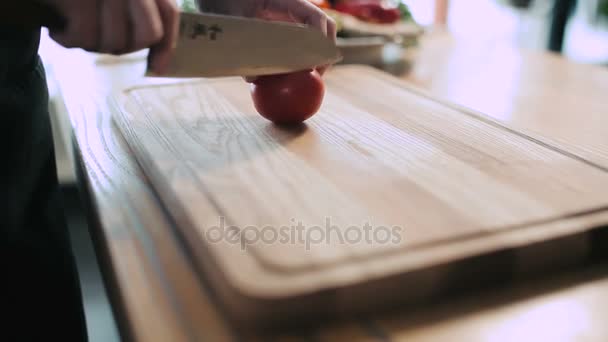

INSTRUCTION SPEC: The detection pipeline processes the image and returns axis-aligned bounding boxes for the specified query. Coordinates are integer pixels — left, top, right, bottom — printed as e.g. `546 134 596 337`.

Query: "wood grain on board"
113 64 608 329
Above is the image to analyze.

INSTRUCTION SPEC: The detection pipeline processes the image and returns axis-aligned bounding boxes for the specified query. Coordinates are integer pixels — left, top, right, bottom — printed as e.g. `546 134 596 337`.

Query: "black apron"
0 26 86 341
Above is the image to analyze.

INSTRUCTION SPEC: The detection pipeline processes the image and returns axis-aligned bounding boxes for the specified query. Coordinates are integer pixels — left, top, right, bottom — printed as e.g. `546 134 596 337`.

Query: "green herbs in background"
397 1 413 22
599 0 608 18
180 0 198 12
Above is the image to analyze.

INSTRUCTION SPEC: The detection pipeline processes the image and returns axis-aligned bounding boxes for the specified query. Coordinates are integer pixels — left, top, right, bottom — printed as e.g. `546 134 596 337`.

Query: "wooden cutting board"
112 65 608 330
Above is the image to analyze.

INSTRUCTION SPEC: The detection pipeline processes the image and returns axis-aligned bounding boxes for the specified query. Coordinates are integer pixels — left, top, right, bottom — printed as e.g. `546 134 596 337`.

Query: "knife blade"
152 12 342 78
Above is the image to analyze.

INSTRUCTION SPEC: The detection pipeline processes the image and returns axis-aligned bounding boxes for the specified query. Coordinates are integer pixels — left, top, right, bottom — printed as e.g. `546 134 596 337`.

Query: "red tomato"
334 1 401 24
308 0 331 8
250 70 325 125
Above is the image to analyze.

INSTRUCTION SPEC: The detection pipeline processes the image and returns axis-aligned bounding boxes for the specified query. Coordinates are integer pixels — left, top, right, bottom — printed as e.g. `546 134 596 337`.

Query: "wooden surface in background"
47 30 608 341
404 31 608 170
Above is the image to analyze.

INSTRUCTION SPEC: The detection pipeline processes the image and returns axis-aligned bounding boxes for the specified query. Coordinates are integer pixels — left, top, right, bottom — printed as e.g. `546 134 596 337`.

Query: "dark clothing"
1 27 87 341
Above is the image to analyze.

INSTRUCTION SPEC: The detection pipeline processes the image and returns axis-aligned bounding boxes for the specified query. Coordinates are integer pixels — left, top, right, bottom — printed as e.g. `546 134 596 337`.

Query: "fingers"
260 0 337 78
317 14 336 76
147 0 180 74
128 0 164 52
100 0 129 53
239 0 337 82
49 2 99 51
306 6 328 35
326 15 337 43
264 0 336 40
292 0 328 34
48 0 172 59
287 0 337 76
257 10 295 23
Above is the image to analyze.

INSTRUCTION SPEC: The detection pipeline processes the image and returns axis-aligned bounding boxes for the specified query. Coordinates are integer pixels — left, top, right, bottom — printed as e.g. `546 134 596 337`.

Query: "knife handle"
0 1 66 30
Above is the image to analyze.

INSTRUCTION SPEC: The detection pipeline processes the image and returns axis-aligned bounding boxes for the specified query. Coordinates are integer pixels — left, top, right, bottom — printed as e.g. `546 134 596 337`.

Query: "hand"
43 0 180 74
198 0 337 79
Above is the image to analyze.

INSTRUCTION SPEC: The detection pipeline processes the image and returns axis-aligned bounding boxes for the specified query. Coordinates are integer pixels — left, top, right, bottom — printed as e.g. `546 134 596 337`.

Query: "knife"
0 2 341 78
157 11 342 78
